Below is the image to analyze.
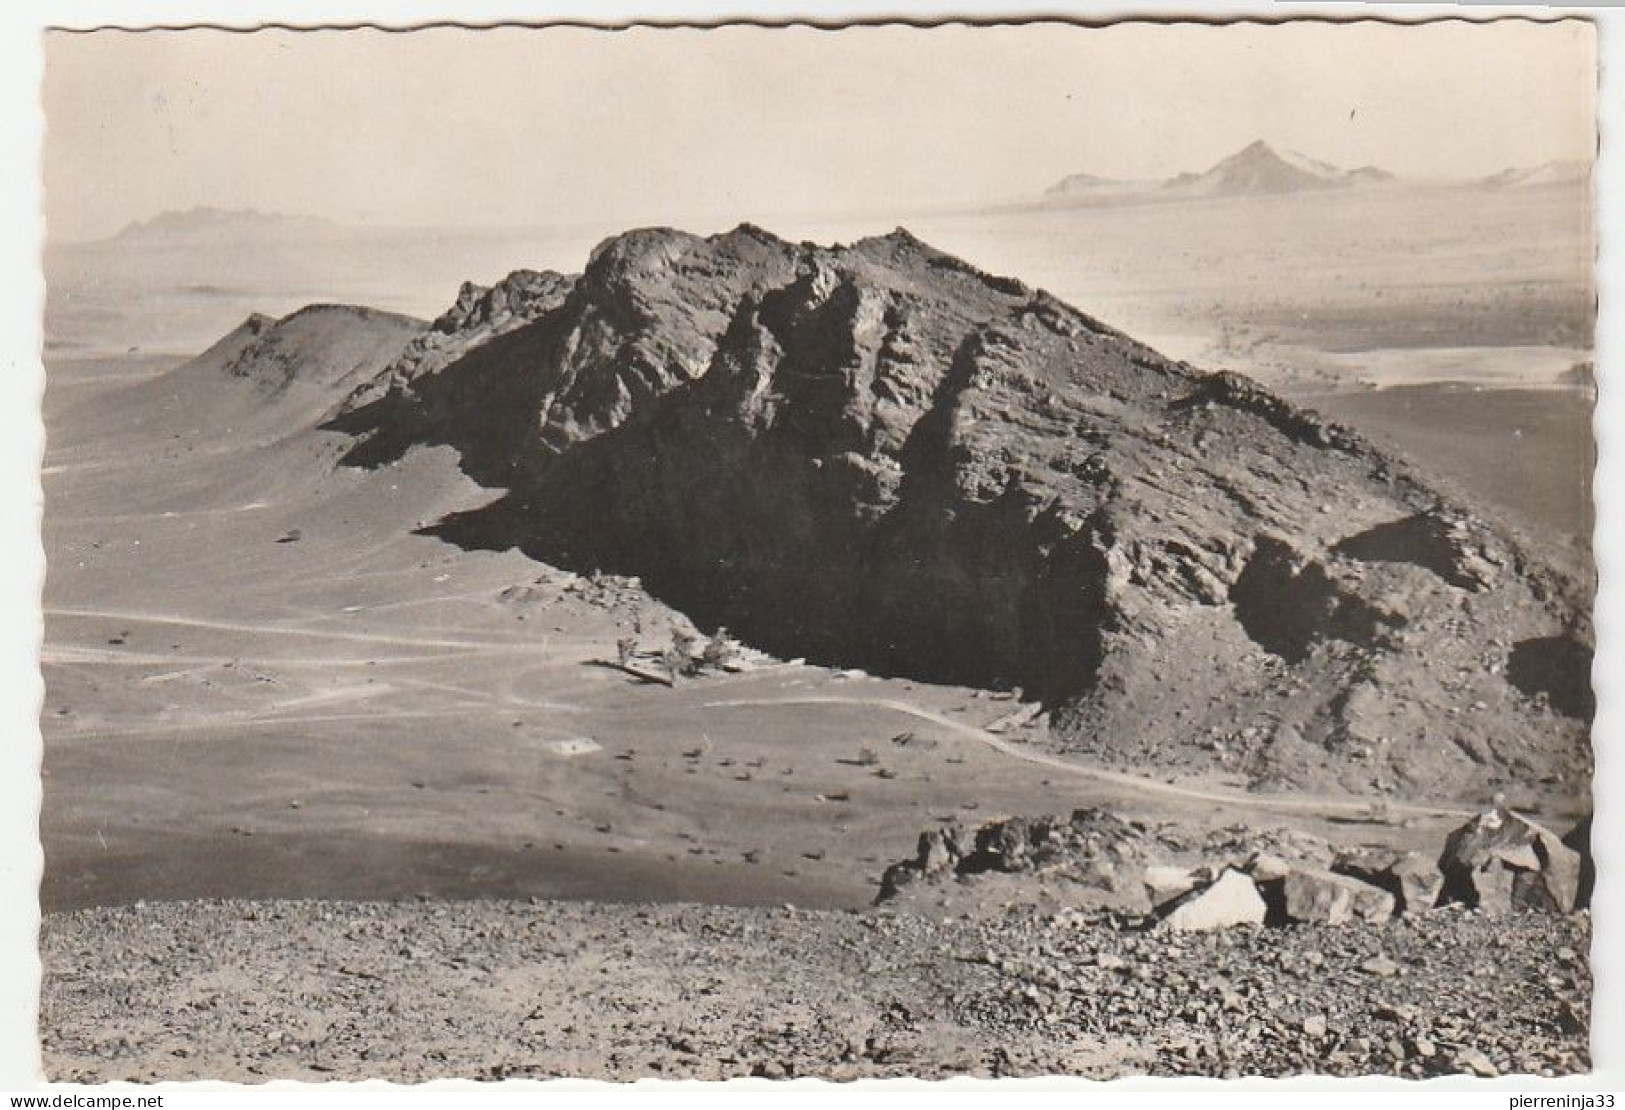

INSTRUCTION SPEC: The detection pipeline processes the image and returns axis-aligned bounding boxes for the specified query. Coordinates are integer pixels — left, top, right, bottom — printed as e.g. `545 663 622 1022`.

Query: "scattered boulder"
1247 852 1396 924
1332 847 1443 915
1278 866 1395 925
919 826 967 874
1563 815 1594 909
877 822 976 899
876 804 1585 925
1510 844 1583 916
1157 869 1267 932
1438 808 1585 914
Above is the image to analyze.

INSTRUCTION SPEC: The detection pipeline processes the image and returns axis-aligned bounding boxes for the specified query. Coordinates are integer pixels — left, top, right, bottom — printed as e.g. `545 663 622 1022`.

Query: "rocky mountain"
1041 141 1397 206
210 222 1591 801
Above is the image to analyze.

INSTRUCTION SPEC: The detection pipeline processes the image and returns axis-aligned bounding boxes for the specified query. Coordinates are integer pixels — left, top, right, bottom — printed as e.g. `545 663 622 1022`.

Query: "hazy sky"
43 20 1597 241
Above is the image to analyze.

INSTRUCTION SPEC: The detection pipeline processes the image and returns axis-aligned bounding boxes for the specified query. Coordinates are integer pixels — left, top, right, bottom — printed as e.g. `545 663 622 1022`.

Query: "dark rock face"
328 223 1592 798
1506 634 1595 720
1229 535 1402 663
1562 815 1594 908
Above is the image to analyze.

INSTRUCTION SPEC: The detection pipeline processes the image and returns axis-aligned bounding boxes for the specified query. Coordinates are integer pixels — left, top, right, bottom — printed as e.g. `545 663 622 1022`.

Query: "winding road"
704 693 1474 820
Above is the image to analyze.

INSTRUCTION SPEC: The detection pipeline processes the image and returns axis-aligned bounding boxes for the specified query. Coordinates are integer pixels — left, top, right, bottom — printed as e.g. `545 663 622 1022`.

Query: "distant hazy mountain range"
100 207 342 246
88 144 1594 250
1042 140 1590 206
1476 160 1592 190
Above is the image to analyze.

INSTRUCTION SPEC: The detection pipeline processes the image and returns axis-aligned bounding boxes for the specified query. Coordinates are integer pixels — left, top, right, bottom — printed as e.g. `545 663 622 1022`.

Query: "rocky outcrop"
339 268 576 412
1229 535 1405 663
1334 510 1499 591
877 808 1158 910
874 808 1305 920
432 269 574 335
319 223 1590 797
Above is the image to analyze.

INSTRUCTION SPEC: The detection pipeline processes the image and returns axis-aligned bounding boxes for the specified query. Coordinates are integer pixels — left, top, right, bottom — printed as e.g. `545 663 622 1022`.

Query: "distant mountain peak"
1233 138 1288 161
1040 141 1396 206
1170 140 1366 196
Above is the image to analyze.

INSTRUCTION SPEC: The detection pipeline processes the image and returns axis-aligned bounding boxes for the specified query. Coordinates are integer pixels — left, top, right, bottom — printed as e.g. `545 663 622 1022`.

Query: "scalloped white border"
1 3 1616 1098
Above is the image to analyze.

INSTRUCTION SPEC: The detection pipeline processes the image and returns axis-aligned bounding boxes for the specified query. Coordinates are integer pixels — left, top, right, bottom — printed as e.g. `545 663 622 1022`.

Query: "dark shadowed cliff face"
324 224 1591 799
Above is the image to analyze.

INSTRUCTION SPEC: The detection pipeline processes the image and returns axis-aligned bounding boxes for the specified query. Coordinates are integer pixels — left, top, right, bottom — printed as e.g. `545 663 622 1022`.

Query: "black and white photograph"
3 4 1615 1091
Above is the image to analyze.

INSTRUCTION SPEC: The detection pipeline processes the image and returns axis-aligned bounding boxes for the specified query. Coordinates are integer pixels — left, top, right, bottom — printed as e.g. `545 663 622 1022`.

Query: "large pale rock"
1244 852 1294 883
1469 854 1518 916
1281 866 1395 924
1159 868 1267 932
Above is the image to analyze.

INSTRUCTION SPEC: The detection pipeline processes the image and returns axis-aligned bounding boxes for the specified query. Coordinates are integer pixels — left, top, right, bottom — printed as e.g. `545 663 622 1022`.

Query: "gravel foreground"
40 898 1589 1083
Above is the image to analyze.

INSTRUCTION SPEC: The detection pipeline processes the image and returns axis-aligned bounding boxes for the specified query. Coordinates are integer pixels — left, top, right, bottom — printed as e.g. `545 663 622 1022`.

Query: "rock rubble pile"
879 805 1589 928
